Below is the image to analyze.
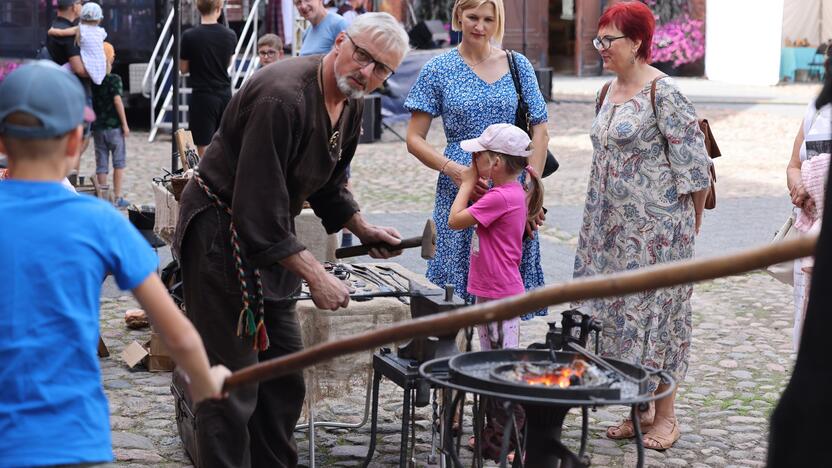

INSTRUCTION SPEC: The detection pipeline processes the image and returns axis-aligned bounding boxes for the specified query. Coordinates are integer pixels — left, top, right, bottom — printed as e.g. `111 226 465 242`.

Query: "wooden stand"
174 129 199 170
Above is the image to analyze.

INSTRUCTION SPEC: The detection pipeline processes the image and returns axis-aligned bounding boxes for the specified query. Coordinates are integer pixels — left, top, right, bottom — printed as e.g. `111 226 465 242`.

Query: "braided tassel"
196 170 270 350
236 308 248 336
253 269 269 350
255 319 270 351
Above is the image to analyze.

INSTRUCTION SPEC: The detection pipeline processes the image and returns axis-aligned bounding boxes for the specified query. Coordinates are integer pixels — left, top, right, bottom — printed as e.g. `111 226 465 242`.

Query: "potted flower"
650 14 705 75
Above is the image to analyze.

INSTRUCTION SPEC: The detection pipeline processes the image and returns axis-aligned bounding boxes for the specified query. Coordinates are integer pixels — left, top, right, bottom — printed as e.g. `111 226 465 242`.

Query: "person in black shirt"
46 0 85 74
46 0 91 175
180 0 238 156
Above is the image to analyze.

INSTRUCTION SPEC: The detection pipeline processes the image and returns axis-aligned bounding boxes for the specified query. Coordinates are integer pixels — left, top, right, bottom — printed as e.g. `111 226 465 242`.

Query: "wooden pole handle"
223 235 817 392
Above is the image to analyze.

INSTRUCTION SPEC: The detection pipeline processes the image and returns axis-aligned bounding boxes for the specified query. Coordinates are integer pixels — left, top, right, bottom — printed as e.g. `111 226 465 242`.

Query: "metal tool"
291 290 425 301
344 264 395 293
374 265 410 290
352 264 399 291
335 219 437 259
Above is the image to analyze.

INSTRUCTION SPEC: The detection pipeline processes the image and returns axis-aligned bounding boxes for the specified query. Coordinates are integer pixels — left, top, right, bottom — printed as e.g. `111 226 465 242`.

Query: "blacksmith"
173 13 410 468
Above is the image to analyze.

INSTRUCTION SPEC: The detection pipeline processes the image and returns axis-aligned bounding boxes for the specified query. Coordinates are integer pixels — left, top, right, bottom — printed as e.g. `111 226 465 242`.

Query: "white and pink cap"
460 123 532 157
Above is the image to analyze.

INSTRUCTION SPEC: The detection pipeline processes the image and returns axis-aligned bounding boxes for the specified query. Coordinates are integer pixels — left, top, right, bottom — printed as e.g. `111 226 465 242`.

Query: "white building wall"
705 0 784 86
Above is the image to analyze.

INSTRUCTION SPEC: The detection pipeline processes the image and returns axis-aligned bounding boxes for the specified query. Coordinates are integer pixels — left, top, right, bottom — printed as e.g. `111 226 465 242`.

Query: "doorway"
549 0 576 74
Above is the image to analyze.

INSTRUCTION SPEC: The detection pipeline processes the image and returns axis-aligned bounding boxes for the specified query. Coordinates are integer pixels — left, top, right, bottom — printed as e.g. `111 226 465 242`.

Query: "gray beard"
336 74 366 99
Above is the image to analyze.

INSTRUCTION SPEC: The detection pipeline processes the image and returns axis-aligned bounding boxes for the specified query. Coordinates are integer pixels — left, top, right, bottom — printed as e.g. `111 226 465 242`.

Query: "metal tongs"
565 342 641 384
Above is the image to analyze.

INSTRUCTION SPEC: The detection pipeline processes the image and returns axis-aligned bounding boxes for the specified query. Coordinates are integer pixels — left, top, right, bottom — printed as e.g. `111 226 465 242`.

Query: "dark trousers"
181 207 306 468
189 90 231 146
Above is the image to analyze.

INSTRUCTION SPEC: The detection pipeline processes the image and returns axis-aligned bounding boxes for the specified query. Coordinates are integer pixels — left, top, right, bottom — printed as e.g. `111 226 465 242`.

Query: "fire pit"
420 314 675 468
493 358 598 389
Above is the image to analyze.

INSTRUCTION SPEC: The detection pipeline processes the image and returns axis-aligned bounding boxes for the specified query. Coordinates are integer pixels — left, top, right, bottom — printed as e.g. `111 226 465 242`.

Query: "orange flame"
519 360 588 388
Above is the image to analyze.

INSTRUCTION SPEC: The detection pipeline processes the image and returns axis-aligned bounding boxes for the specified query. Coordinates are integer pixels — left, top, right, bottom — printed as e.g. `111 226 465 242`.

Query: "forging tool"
335 219 436 259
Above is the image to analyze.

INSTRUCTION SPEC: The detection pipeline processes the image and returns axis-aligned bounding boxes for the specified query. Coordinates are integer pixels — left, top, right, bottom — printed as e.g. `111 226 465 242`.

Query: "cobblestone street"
92 78 816 467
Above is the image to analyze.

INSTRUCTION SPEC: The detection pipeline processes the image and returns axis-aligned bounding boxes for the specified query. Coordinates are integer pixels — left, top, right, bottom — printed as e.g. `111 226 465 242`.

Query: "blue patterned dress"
573 78 712 390
405 48 548 319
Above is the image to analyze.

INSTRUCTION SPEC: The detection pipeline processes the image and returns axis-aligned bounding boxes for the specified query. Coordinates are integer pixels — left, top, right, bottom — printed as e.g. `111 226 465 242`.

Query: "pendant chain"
460 46 494 68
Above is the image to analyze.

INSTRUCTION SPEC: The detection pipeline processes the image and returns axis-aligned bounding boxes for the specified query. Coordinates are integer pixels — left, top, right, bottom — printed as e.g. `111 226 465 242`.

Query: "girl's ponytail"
524 164 544 218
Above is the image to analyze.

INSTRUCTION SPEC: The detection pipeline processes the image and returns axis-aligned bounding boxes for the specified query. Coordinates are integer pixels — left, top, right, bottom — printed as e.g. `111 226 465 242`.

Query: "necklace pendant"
329 130 341 158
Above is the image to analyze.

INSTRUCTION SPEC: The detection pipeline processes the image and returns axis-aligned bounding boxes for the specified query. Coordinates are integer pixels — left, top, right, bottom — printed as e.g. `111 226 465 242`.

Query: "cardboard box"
146 332 174 372
122 341 148 369
120 333 174 372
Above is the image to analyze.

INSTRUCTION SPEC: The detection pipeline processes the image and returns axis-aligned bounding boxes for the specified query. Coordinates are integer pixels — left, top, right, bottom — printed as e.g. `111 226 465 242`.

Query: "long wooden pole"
223 235 817 392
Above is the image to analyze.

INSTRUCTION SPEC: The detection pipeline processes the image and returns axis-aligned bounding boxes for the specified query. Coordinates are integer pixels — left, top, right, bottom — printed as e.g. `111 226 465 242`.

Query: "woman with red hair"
572 1 712 451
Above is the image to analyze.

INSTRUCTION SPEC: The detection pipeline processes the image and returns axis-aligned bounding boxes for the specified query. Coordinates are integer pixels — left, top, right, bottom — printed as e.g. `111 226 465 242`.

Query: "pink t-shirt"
466 181 526 299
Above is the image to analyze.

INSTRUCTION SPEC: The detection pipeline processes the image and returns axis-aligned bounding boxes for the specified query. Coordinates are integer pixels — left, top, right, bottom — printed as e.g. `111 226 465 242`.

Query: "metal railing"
229 0 262 94
142 9 176 142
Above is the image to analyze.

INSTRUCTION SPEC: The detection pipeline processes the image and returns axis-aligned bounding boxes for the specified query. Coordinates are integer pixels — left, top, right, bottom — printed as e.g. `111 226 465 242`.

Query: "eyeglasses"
258 49 278 58
593 35 627 51
345 33 395 80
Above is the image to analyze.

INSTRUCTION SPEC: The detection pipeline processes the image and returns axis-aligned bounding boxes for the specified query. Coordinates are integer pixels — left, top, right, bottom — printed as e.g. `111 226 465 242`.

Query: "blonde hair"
103 42 114 73
451 0 505 44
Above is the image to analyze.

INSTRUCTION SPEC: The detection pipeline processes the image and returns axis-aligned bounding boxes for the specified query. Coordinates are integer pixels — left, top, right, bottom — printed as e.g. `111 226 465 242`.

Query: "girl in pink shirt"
449 123 544 350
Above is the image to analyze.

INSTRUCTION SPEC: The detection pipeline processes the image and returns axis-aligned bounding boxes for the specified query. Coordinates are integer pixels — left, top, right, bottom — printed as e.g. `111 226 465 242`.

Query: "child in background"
48 2 108 85
257 33 285 67
449 123 544 349
92 42 131 207
0 61 229 467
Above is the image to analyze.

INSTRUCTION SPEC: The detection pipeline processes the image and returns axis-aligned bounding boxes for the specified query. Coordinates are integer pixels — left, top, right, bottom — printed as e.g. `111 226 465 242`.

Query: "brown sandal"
642 418 680 451
605 402 655 440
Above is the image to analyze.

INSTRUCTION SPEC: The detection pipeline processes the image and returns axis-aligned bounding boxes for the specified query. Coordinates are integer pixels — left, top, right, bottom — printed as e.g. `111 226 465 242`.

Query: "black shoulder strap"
596 80 613 115
507 50 523 99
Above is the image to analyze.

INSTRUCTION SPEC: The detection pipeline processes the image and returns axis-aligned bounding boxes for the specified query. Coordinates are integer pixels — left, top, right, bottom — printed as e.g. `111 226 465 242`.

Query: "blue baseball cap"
0 61 95 139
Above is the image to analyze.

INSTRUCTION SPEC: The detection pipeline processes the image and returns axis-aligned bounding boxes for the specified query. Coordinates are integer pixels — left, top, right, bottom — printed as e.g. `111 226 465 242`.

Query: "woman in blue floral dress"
404 0 549 320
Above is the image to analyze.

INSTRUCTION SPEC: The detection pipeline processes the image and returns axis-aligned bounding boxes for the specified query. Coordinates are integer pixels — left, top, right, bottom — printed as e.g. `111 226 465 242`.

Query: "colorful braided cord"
194 171 269 351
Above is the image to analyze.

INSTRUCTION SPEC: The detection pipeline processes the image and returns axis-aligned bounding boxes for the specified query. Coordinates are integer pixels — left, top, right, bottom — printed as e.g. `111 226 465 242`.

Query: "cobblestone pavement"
94 82 806 467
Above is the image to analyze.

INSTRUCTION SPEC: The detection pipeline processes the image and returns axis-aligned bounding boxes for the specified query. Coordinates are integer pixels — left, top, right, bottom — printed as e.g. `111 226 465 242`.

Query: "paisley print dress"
405 48 548 319
573 78 712 389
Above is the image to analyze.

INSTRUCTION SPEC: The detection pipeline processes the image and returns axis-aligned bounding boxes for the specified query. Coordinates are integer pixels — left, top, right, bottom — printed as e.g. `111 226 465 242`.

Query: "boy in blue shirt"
0 61 229 467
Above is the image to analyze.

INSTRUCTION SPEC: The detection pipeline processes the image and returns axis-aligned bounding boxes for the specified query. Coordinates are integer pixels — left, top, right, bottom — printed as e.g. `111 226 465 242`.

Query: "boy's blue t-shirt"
0 180 158 466
300 12 347 56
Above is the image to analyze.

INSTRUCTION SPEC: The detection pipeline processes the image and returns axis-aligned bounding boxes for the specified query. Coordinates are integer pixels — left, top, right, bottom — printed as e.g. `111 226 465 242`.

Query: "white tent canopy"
782 0 832 47
706 0 784 86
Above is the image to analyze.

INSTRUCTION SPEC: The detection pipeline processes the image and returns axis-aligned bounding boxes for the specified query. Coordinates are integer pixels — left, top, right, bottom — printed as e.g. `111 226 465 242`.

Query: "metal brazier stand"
420 312 676 468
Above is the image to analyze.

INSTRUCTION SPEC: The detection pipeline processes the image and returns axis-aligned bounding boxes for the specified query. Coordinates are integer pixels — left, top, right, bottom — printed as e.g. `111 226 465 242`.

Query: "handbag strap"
506 50 523 103
649 75 669 116
596 80 613 115
507 50 533 135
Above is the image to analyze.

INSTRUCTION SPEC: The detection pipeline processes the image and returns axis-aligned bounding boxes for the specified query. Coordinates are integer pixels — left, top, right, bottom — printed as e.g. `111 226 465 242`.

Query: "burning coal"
497 359 611 388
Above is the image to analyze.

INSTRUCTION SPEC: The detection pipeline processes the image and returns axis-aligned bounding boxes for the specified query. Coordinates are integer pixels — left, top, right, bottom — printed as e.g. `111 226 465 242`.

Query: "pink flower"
0 62 22 83
651 14 705 66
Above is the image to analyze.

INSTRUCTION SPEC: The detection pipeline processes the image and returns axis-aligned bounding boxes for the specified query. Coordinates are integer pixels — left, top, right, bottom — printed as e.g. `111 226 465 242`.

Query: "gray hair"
346 12 410 60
